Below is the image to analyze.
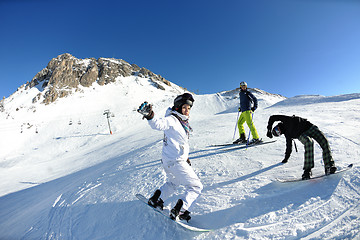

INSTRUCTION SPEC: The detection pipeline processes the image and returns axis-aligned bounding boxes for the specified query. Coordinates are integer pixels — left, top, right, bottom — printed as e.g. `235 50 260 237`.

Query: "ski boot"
148 189 164 210
233 133 247 144
302 169 312 180
325 165 337 175
170 199 183 220
248 138 262 145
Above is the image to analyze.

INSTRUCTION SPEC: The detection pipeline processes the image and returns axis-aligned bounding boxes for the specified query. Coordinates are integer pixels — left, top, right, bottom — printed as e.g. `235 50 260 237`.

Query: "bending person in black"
267 115 336 180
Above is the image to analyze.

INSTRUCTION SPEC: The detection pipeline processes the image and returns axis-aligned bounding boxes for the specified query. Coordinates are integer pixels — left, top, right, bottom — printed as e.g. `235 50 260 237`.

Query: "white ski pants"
160 160 203 211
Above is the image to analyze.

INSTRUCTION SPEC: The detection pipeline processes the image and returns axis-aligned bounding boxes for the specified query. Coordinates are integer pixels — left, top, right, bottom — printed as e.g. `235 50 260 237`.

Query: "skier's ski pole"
233 111 240 140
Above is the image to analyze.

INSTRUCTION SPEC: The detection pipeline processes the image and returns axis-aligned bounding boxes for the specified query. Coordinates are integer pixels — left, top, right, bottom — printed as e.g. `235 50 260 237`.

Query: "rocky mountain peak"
28 53 174 104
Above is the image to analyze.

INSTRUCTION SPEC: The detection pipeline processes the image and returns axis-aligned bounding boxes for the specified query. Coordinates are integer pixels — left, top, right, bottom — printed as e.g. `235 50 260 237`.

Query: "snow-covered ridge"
269 93 360 107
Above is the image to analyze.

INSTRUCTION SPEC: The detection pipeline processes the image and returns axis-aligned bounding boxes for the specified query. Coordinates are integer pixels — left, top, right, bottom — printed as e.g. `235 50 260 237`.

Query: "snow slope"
0 78 359 239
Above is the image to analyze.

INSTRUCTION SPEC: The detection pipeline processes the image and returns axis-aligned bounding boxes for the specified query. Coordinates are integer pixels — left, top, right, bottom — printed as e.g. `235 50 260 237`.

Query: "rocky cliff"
28 53 174 104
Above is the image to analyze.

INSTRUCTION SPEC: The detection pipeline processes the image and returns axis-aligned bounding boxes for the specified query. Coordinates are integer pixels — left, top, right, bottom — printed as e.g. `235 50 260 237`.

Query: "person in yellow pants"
233 81 261 144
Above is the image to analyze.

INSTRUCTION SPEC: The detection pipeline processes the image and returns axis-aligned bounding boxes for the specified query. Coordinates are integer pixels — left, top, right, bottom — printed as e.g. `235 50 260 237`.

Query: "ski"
209 142 247 147
222 140 277 151
276 164 353 183
135 194 211 232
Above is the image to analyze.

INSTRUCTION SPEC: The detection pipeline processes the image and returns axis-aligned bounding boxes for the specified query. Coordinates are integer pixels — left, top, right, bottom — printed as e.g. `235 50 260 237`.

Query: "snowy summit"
0 54 359 239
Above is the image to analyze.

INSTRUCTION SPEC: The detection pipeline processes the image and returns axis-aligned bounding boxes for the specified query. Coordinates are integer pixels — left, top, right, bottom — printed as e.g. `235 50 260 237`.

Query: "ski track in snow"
0 80 359 239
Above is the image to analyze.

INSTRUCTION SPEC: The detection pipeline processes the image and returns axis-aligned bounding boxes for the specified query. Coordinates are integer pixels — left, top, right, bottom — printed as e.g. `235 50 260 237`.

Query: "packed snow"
0 76 359 239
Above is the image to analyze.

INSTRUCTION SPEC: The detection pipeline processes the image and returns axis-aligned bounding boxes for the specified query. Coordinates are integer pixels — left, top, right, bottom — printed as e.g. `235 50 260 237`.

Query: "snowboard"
276 164 353 183
135 194 211 232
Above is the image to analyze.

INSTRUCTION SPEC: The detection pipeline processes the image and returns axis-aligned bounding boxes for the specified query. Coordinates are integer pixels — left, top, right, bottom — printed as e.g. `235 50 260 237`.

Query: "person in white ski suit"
138 93 203 221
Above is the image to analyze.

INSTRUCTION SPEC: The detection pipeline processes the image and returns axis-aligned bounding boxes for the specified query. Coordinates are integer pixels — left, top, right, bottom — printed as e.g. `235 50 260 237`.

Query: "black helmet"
173 93 194 110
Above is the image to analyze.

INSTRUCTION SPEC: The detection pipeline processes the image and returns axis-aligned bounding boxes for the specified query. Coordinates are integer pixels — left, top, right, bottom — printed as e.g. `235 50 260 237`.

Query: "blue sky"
1 0 359 98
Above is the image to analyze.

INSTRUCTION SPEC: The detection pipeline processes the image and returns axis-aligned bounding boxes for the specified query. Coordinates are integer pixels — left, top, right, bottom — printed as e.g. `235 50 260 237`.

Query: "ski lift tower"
103 110 115 135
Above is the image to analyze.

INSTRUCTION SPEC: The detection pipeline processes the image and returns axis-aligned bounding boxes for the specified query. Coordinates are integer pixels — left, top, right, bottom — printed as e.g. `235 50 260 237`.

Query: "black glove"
251 107 256 112
238 107 241 112
186 158 191 166
266 129 273 138
137 102 154 120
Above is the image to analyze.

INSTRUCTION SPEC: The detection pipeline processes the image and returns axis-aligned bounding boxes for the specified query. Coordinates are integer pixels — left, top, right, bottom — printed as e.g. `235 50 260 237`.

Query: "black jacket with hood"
267 115 313 160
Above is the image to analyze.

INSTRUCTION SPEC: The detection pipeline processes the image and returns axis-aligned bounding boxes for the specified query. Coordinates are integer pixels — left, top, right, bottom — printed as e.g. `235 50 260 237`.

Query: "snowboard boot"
179 210 191 222
148 189 164 210
325 165 337 175
170 199 183 220
233 133 247 144
302 169 312 180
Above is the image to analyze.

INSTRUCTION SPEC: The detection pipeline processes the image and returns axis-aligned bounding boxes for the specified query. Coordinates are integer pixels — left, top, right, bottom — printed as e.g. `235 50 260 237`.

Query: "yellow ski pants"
237 110 259 139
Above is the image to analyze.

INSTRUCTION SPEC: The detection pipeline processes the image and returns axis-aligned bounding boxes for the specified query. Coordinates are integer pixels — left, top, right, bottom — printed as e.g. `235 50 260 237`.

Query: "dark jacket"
267 115 313 159
239 89 258 112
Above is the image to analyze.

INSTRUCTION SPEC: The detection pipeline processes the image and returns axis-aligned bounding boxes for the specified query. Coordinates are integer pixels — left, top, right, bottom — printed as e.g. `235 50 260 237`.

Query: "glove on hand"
251 107 256 112
137 102 154 120
266 129 273 138
238 107 241 112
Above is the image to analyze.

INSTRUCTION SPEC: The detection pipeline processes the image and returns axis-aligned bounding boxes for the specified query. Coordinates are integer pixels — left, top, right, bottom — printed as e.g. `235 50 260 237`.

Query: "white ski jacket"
148 108 190 164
